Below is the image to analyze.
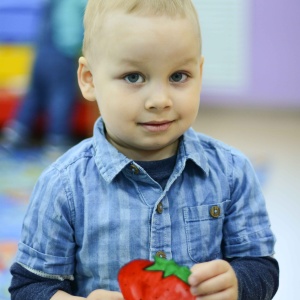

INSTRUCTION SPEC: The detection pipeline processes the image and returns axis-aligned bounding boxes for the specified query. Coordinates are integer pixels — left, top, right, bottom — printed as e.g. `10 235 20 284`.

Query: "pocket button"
210 205 221 218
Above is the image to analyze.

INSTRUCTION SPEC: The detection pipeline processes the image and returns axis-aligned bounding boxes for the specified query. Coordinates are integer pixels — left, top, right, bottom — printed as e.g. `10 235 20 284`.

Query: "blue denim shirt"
16 117 276 297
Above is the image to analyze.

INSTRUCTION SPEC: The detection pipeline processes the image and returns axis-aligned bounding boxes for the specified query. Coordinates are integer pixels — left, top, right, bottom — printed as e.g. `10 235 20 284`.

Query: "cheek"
99 100 134 127
102 95 141 122
94 89 119 115
177 93 200 117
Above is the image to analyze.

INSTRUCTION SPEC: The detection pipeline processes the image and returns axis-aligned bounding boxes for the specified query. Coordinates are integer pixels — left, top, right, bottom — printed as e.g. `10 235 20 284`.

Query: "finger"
190 272 232 296
192 288 237 300
189 260 230 286
109 291 124 300
87 289 124 300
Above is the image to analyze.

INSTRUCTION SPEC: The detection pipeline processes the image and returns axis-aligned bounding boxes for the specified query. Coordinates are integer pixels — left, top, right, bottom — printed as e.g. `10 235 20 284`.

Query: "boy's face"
79 11 204 161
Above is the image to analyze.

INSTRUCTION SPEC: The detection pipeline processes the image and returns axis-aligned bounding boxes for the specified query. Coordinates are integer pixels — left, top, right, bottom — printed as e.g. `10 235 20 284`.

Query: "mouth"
139 120 174 132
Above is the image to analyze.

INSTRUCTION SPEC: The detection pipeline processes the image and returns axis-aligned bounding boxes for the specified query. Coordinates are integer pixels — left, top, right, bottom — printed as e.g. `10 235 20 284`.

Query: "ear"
199 56 205 91
77 56 96 101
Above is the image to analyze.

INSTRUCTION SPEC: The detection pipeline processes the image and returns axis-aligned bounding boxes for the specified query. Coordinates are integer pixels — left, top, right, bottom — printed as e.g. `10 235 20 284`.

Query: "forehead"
83 0 202 61
97 11 200 57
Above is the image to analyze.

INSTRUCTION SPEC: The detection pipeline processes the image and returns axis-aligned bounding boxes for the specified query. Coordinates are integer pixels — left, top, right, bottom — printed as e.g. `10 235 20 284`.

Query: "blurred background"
0 0 299 299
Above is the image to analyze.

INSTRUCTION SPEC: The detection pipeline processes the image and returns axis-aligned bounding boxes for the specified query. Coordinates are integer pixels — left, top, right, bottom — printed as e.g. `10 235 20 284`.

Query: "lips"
139 120 173 132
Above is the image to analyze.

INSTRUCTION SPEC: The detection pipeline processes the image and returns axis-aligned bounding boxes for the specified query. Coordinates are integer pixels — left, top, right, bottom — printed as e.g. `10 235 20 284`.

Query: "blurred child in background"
0 0 87 152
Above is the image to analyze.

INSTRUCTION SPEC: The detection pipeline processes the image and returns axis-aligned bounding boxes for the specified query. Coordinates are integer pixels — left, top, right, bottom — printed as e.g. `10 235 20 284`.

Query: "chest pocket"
183 200 230 263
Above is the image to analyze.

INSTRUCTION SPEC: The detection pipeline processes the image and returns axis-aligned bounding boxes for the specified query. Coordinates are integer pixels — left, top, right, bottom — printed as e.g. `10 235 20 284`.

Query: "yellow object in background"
0 45 35 93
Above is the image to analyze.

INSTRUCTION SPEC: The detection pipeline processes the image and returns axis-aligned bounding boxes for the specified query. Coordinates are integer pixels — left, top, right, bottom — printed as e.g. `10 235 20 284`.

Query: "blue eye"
170 72 188 82
124 73 144 83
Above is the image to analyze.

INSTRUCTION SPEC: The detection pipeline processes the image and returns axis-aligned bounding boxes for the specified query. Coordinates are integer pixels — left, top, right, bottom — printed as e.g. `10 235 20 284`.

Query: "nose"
145 83 172 110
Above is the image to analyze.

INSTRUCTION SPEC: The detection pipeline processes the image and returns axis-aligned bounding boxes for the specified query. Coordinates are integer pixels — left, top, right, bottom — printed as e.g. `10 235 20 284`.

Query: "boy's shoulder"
187 127 244 157
185 129 254 181
185 128 251 173
51 137 95 171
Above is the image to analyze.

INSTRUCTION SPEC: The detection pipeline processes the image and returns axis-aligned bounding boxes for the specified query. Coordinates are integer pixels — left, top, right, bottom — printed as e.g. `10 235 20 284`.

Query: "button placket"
150 197 171 260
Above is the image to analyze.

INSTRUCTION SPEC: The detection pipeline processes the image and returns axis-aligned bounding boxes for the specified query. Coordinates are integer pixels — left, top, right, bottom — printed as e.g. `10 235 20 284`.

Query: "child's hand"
188 260 238 300
86 289 124 300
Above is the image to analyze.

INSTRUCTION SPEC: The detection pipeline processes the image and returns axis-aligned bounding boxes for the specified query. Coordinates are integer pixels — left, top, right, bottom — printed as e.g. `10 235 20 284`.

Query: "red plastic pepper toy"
118 256 196 300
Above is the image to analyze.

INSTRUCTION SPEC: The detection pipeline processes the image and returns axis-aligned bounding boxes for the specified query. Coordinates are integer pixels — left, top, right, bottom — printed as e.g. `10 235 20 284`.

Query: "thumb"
87 289 124 300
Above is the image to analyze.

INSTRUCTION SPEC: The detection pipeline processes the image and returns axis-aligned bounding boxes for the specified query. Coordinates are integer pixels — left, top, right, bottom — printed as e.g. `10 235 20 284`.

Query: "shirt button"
130 164 139 175
156 202 163 214
210 205 221 218
155 251 167 259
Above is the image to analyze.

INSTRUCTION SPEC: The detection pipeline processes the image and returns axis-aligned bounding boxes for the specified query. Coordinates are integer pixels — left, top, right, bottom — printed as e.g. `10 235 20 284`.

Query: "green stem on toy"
145 256 191 284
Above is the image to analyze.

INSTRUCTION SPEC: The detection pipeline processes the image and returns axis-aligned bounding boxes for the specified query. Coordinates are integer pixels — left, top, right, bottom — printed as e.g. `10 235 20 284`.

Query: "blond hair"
82 0 202 60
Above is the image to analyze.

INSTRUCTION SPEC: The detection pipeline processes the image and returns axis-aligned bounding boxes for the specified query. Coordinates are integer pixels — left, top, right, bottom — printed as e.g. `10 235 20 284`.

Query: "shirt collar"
92 118 209 183
92 118 131 183
178 127 209 176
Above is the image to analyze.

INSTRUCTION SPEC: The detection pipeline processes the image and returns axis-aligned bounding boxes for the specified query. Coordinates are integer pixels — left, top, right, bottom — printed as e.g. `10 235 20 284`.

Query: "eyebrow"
118 57 151 66
119 56 199 66
177 57 199 65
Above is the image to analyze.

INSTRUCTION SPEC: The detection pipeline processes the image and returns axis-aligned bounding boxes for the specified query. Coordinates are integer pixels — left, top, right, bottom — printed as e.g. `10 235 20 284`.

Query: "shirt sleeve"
9 262 73 300
223 150 276 257
228 256 279 300
10 257 279 300
15 166 76 276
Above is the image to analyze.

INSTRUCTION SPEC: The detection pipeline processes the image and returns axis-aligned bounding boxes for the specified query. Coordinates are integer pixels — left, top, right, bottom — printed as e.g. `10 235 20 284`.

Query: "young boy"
9 0 279 299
